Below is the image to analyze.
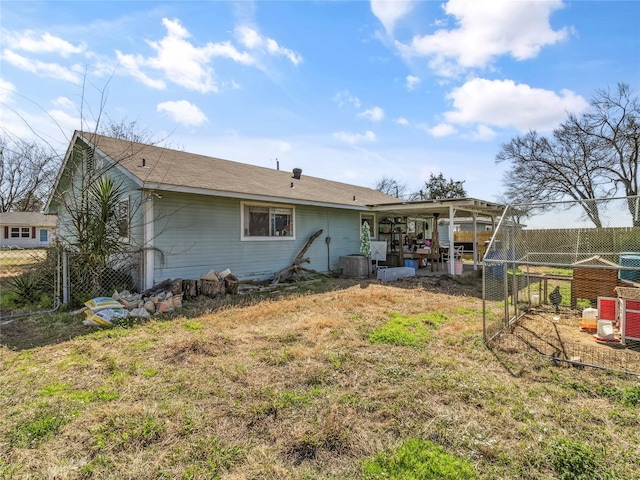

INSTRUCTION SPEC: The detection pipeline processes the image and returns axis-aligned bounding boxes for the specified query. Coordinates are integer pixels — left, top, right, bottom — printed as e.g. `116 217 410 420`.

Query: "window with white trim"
10 227 30 238
242 202 295 240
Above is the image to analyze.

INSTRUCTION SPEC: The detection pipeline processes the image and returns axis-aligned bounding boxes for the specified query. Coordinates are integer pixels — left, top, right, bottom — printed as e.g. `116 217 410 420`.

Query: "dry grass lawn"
1 274 639 479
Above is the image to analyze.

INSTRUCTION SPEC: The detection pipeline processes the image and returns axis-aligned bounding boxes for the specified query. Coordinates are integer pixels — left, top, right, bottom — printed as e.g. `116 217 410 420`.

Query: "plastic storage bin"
404 259 419 269
377 267 415 281
619 252 640 282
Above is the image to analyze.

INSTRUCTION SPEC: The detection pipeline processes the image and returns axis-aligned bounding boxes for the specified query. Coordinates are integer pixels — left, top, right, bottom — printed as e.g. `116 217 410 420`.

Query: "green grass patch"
183 320 203 330
595 385 640 407
85 326 135 340
362 438 475 479
274 387 322 410
7 406 74 448
549 438 613 480
369 312 447 347
40 382 119 402
92 412 166 453
165 436 245 479
568 382 640 407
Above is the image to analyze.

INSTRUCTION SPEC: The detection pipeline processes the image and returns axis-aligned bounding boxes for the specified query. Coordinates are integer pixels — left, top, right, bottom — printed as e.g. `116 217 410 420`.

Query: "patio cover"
367 197 505 274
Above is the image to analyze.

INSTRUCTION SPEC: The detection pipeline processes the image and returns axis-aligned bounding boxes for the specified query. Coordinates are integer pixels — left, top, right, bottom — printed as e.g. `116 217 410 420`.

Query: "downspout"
326 236 331 272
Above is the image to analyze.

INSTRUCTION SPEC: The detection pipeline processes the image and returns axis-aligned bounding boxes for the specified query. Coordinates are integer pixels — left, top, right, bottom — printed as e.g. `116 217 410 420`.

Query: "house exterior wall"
51 144 144 248
1 226 55 249
48 140 146 289
150 192 364 283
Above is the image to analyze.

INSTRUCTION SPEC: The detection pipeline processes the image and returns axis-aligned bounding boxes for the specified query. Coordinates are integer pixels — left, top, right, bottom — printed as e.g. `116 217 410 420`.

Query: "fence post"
62 250 69 305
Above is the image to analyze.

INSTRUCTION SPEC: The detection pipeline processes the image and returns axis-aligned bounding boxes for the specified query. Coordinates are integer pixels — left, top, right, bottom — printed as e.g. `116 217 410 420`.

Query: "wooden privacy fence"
454 231 493 259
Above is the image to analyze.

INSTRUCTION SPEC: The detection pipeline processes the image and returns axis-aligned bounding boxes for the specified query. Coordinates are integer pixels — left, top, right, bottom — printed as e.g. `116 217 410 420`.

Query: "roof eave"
140 183 376 210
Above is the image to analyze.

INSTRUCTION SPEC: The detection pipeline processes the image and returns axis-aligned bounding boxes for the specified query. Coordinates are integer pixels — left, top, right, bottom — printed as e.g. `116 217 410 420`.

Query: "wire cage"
483 196 640 374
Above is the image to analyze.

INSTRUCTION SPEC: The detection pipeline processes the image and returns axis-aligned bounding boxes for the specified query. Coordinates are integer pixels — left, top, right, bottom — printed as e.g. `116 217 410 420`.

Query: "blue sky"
1 0 639 201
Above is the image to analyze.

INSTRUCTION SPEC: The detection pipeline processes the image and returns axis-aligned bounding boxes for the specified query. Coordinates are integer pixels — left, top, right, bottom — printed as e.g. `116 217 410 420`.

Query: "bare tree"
496 83 639 226
99 116 157 144
0 137 60 212
496 127 611 227
578 83 640 222
374 176 408 199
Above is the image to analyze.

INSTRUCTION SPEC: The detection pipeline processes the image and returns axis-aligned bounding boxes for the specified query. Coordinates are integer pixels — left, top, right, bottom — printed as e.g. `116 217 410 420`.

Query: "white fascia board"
138 183 373 211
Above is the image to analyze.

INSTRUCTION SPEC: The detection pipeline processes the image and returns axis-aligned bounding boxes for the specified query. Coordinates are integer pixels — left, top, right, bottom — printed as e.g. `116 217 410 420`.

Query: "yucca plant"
7 273 45 306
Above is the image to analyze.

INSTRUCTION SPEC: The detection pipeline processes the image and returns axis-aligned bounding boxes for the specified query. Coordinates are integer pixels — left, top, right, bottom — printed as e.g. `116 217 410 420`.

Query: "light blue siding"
151 193 364 282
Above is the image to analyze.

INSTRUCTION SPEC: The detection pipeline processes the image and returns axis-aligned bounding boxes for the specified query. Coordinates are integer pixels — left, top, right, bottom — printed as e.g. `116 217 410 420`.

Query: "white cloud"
117 18 253 94
145 18 241 93
48 108 84 133
370 0 417 34
406 75 420 90
52 96 75 110
236 26 262 49
4 30 85 57
0 78 16 104
428 123 457 138
266 38 303 65
333 130 377 145
394 117 409 126
1 50 82 83
443 78 588 133
236 25 303 65
358 106 385 122
396 0 570 77
471 124 497 140
332 90 361 109
116 19 301 93
115 51 167 90
157 100 208 126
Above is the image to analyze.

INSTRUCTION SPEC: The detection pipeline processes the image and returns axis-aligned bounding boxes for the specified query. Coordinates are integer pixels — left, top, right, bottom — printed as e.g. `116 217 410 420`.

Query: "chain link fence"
483 196 640 374
0 246 62 320
1 245 144 322
64 250 143 307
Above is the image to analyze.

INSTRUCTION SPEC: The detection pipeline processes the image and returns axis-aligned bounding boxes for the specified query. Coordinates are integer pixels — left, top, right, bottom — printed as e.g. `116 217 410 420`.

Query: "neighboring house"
46 131 400 290
0 211 57 249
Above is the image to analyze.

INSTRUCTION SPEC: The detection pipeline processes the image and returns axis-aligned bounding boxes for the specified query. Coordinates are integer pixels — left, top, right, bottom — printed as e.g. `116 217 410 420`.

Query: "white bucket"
597 320 615 339
531 294 540 305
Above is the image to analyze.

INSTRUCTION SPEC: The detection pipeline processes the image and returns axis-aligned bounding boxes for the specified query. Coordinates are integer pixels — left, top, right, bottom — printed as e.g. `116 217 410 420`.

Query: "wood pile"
147 268 239 301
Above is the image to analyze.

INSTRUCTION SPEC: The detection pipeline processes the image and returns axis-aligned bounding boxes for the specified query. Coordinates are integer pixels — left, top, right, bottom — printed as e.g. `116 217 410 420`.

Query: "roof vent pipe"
292 168 302 180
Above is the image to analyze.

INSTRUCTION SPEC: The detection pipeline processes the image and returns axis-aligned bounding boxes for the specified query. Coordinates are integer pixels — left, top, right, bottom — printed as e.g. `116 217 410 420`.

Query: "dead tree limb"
272 229 324 284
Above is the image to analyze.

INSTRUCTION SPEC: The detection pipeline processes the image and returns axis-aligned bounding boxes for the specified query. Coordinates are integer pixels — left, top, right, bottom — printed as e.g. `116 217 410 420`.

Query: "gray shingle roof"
82 132 399 208
0 212 57 227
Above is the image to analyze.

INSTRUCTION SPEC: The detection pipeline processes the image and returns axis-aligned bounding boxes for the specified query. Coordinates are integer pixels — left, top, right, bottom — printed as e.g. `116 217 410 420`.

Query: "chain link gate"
62 250 143 307
483 196 640 374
